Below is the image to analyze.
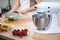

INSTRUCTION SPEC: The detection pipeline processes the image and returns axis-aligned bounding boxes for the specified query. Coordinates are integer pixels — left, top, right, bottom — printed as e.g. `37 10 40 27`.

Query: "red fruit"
12 30 15 34
17 31 21 36
14 29 17 31
12 30 18 36
19 32 24 37
13 30 17 33
12 31 18 36
15 32 18 36
12 29 28 37
24 29 28 32
23 32 27 36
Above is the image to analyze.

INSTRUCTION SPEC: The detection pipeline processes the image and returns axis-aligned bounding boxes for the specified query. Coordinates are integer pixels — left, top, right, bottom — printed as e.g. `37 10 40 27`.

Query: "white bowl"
2 13 21 19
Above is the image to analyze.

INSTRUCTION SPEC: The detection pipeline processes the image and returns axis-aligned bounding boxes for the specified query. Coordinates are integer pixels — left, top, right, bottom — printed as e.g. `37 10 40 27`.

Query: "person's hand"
20 9 28 15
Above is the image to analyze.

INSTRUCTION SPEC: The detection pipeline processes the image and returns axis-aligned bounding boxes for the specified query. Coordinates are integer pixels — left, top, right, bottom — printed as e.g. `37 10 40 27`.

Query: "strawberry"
23 32 27 36
12 29 28 37
24 29 28 32
13 30 17 32
12 29 18 36
12 31 18 36
19 32 24 37
17 31 21 36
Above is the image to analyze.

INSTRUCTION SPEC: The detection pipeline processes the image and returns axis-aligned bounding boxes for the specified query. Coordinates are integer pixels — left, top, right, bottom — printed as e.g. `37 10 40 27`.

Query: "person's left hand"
20 9 28 15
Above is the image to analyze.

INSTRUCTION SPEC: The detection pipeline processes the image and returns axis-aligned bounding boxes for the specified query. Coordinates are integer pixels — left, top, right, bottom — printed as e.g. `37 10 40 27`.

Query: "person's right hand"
20 9 28 15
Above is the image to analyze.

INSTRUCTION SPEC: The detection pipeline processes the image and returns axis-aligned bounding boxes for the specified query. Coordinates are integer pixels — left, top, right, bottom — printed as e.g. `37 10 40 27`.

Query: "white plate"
2 13 21 19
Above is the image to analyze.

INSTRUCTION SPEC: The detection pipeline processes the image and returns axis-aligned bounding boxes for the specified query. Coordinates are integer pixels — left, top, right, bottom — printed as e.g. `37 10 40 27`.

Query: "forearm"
9 0 20 13
9 5 19 13
26 0 41 12
26 6 36 12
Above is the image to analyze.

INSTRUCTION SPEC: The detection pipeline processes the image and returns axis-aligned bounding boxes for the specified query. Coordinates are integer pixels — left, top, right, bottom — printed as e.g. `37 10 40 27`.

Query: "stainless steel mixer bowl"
32 13 51 30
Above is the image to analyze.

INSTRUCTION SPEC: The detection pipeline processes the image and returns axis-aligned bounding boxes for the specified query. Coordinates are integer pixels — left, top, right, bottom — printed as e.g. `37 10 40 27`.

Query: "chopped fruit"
8 18 15 21
2 25 8 28
0 24 11 31
5 18 15 23
5 20 10 23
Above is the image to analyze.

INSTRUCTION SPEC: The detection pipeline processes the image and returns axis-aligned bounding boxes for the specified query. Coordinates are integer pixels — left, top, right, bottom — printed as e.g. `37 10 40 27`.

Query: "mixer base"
35 13 60 34
35 27 60 34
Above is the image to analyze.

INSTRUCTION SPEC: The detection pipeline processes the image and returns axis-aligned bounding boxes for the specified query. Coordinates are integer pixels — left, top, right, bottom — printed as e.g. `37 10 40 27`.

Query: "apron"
17 0 37 18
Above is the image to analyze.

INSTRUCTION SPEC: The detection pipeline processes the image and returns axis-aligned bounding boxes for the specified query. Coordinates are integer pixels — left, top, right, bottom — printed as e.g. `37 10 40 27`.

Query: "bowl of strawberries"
12 28 28 37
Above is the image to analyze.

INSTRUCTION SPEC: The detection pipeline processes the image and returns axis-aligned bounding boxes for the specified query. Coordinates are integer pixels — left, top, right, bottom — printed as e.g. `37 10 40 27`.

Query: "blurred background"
0 0 60 8
0 0 60 22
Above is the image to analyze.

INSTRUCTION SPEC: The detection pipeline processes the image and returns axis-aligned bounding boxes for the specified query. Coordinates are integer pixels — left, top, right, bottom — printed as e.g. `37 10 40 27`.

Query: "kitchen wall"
0 0 8 8
10 0 16 7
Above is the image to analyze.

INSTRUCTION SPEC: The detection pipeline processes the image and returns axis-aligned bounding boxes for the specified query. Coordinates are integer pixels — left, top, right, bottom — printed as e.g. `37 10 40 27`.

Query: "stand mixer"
32 2 60 34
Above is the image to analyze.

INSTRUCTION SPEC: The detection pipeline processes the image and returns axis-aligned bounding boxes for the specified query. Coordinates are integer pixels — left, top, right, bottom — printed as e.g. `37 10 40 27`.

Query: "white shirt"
17 0 30 12
17 0 37 18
